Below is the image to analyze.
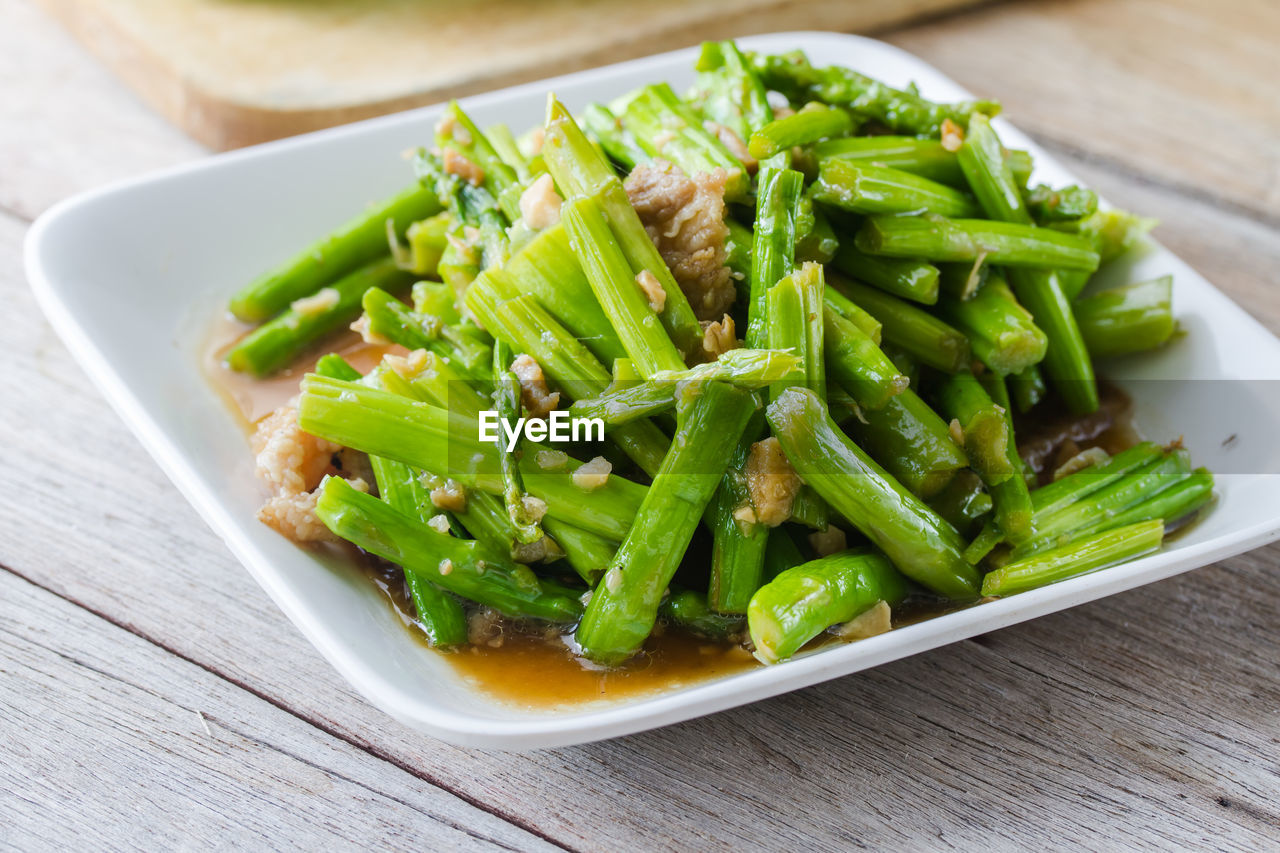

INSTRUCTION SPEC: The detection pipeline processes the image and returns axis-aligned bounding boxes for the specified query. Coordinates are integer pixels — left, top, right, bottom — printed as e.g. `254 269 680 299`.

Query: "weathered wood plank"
887 0 1280 221
0 569 557 852
2 195 1277 848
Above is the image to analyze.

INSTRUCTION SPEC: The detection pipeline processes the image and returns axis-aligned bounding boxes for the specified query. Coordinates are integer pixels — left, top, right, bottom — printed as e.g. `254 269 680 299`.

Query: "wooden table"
2 0 1277 847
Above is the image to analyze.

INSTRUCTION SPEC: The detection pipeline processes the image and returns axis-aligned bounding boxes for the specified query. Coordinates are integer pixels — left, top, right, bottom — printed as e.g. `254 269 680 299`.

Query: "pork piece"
624 159 735 320
252 404 360 543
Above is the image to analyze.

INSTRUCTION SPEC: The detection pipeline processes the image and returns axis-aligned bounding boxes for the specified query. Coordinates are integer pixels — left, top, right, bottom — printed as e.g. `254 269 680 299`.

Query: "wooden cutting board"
34 0 991 150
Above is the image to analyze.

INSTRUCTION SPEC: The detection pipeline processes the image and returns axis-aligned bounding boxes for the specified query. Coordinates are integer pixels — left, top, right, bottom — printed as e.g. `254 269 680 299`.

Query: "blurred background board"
32 0 995 150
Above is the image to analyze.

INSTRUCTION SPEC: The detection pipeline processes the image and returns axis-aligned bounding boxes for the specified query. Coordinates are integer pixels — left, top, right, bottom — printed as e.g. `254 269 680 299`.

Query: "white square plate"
26 32 1280 749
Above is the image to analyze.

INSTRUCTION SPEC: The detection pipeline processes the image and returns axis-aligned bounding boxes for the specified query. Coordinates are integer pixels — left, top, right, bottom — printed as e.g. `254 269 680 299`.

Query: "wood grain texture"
887 0 1280 222
34 0 991 149
4 0 1280 848
0 570 557 852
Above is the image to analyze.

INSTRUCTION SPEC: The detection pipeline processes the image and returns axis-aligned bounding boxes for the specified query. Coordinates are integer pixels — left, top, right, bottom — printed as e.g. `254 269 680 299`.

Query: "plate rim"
24 30 1280 750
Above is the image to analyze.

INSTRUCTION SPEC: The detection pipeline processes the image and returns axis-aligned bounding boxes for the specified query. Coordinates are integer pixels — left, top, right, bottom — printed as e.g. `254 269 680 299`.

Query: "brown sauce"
205 315 1188 710
203 313 402 429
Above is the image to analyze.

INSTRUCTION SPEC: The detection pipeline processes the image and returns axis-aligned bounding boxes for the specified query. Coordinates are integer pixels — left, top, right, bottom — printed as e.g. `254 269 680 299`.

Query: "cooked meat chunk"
511 353 560 418
258 491 334 543
744 437 802 527
251 405 368 544
252 405 339 496
624 159 735 320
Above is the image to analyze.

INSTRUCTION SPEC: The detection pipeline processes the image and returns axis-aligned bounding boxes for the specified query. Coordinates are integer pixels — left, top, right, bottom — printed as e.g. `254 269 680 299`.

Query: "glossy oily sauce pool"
361 554 761 708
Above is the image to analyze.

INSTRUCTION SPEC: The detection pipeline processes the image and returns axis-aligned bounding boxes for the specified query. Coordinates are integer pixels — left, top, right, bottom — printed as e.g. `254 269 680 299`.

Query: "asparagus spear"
314 355 468 645
1074 276 1176 358
824 306 910 411
753 50 999 136
813 160 980 219
707 437 771 615
1054 209 1159 302
982 519 1164 597
927 471 993 537
1014 448 1191 558
225 257 413 377
932 372 1015 486
795 197 840 264
1008 364 1047 413
615 83 749 200
484 122 532 181
1026 184 1098 223
844 387 970 500
436 101 522 221
1030 441 1165 517
410 279 460 322
936 273 1048 375
763 525 808 581
568 349 800 426
314 353 363 382
389 212 451 277
581 103 646 170
749 103 858 160
767 387 978 597
543 96 702 356
710 164 804 611
316 477 583 622
228 183 440 323
575 382 756 664
491 341 542 544
541 516 616 586
747 167 805 347
956 114 1099 413
832 244 940 306
813 136 964 186
660 588 746 641
298 375 646 540
748 549 909 664
463 283 670 477
823 283 883 343
977 372 1034 543
767 262 827 401
831 276 970 373
692 40 775 143
1006 149 1035 189
478 226 626 366
937 258 990 301
365 458 469 647
1103 467 1214 532
360 286 491 380
856 214 1100 272
562 195 686 376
